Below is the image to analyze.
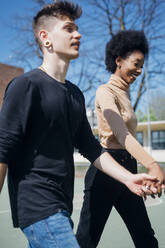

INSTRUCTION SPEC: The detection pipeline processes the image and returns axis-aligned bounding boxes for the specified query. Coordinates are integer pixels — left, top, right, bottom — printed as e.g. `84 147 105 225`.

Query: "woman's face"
115 50 144 84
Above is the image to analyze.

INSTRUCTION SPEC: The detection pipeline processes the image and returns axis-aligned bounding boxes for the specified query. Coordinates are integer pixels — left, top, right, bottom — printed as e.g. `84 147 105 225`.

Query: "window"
136 132 143 146
151 130 165 150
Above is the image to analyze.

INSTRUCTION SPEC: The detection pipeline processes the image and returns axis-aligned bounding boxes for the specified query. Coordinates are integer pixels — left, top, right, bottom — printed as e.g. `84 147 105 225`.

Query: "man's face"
48 17 81 61
116 50 144 84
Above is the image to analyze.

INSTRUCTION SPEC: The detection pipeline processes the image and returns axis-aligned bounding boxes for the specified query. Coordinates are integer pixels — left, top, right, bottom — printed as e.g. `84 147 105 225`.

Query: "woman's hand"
125 173 158 197
144 164 165 198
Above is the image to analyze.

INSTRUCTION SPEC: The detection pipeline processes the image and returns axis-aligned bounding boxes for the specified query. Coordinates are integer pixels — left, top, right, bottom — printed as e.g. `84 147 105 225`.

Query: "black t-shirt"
0 69 102 228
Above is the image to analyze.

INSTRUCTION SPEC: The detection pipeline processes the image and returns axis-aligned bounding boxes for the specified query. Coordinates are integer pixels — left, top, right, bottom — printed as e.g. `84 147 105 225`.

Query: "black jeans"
76 149 158 248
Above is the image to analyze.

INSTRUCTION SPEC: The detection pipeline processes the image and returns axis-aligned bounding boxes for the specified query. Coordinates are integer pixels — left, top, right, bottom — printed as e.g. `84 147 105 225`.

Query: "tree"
78 0 165 110
136 109 157 122
136 90 165 122
149 91 165 120
10 0 165 108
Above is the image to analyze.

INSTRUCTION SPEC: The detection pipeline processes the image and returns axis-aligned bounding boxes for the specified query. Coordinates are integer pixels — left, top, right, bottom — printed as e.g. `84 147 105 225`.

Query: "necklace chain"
39 66 47 73
38 66 65 83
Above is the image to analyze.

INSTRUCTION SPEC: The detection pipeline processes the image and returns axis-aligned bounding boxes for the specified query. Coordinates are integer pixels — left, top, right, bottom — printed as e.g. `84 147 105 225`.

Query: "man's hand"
124 173 158 197
94 152 159 198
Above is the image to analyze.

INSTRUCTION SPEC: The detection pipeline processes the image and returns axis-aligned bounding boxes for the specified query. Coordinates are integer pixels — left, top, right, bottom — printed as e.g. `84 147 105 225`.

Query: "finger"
161 184 165 189
146 182 158 194
141 174 158 182
157 183 162 197
134 188 145 197
142 180 147 186
149 185 157 194
141 185 153 195
150 194 156 199
143 194 147 201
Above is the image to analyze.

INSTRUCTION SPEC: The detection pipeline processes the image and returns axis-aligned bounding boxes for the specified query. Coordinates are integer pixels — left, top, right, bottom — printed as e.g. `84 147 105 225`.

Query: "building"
74 109 165 164
0 63 24 107
136 120 165 163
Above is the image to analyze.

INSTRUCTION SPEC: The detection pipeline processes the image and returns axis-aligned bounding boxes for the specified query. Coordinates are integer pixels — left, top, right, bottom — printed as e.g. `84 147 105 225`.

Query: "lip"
131 73 139 79
71 41 80 48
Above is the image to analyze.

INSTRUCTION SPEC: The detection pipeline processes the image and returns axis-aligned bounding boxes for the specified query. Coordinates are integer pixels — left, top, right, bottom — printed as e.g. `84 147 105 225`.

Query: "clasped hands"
125 164 165 198
143 163 165 200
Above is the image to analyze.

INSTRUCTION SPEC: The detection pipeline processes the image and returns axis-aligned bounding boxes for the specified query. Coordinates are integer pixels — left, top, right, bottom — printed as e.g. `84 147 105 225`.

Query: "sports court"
0 166 165 248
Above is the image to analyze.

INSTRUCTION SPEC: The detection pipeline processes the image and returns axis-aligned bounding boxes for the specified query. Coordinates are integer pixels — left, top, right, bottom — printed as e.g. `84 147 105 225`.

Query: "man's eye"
66 27 74 32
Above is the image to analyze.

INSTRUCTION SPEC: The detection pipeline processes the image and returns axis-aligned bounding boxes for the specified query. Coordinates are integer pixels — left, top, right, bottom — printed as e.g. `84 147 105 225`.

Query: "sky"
1 0 165 113
0 0 86 66
1 1 36 64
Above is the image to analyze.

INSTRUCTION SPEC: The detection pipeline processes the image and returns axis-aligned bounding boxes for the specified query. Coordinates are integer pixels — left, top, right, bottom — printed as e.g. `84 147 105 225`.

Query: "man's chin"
70 53 79 60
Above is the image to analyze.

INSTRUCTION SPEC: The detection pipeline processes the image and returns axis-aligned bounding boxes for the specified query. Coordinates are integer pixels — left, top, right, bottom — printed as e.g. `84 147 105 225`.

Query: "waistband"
104 148 127 153
103 148 134 158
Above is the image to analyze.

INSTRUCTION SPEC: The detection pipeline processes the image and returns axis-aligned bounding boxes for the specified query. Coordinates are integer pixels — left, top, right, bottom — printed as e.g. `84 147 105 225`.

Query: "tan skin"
115 50 165 197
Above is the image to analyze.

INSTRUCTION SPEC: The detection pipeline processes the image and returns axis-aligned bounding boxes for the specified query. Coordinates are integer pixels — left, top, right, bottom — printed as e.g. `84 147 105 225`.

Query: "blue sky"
1 1 37 65
1 0 165 112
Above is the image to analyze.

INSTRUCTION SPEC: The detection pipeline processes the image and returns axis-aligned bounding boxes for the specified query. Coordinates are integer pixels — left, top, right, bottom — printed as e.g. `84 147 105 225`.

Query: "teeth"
131 74 137 78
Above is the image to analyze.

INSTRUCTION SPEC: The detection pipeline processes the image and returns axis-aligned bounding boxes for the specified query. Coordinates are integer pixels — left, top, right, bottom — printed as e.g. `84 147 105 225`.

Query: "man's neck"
40 53 70 83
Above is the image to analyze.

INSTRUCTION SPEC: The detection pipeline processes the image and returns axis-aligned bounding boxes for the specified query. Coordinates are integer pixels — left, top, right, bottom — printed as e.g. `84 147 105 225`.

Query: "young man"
0 1 158 248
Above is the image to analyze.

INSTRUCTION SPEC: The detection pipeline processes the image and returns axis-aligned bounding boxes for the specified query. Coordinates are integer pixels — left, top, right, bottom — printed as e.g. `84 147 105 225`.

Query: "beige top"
95 74 156 168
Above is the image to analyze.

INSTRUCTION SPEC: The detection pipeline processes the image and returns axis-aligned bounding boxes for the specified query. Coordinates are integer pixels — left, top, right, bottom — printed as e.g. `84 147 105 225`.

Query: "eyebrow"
63 22 78 30
132 58 143 62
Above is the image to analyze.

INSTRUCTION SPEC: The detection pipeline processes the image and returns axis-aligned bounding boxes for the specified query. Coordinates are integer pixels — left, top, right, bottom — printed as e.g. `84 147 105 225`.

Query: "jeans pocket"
22 225 40 248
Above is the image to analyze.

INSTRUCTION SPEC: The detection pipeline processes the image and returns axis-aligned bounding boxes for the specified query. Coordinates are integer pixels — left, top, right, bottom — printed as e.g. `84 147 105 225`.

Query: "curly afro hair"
105 30 149 73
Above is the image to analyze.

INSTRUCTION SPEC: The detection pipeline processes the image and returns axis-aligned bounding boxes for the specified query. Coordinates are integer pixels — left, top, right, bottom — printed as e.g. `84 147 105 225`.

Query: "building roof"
0 63 24 107
137 120 165 131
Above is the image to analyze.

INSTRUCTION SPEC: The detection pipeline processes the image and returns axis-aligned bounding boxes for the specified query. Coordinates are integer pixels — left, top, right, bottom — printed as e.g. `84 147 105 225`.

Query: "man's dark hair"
33 0 82 51
105 30 149 73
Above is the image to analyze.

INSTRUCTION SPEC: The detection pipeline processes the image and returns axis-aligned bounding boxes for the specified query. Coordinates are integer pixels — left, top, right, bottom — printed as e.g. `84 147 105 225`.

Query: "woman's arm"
0 163 7 193
93 152 158 197
96 87 165 190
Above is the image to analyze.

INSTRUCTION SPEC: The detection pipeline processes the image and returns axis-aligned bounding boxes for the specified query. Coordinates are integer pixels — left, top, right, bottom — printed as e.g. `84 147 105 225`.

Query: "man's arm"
0 163 7 193
94 152 158 197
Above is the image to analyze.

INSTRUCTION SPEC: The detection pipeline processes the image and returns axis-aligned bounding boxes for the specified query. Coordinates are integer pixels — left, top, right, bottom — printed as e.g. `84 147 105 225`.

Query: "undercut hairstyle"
105 30 149 73
33 0 82 51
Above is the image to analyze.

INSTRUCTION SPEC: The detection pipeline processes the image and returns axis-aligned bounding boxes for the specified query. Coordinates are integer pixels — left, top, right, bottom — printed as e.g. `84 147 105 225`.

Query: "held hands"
124 173 159 197
143 164 165 198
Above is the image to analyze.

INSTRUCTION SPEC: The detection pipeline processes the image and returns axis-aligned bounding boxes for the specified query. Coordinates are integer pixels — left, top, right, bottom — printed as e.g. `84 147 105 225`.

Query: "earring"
44 40 51 47
118 65 121 69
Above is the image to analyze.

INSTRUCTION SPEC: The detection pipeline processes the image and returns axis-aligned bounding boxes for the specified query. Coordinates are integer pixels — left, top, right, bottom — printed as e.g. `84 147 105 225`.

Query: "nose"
137 67 142 74
74 30 81 40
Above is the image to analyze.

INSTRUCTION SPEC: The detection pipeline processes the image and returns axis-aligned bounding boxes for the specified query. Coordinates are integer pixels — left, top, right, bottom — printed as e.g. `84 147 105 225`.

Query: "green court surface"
0 170 165 248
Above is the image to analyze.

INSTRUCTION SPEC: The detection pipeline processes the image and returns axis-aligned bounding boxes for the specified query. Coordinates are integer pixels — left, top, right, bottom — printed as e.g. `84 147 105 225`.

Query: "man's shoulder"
66 80 84 96
13 68 40 83
5 69 40 94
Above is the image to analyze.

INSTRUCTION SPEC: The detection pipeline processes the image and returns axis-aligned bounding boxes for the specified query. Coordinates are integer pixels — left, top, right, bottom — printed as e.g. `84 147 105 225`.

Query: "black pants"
76 149 158 248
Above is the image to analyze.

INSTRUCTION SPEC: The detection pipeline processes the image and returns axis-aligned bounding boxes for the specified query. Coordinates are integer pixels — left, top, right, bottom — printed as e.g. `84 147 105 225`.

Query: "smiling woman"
115 50 144 84
76 30 165 248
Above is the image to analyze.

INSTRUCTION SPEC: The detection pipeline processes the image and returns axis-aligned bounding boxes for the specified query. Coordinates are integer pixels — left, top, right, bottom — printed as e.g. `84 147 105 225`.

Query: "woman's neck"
109 74 130 91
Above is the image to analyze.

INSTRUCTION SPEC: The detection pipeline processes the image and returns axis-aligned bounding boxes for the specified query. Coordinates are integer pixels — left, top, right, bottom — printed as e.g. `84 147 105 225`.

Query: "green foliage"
136 108 157 122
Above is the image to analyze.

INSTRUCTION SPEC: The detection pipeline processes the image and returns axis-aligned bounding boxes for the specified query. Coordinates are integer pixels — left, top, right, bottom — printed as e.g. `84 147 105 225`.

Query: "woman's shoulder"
96 83 115 97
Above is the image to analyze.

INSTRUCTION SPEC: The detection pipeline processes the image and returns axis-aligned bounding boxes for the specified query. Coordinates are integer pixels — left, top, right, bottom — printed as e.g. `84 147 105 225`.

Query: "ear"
38 30 49 43
115 56 122 67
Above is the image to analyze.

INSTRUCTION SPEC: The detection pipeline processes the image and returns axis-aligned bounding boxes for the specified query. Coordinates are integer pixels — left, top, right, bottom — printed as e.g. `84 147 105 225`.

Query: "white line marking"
145 198 163 207
0 210 10 214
